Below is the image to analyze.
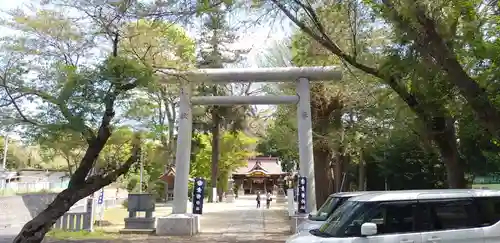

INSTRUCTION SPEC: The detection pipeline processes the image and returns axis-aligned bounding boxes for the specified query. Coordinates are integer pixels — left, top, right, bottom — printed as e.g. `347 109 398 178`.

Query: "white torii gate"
159 66 342 214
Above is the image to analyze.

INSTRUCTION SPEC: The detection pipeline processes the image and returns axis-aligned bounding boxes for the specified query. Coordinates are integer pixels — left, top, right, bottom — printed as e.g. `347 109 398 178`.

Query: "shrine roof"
233 156 285 175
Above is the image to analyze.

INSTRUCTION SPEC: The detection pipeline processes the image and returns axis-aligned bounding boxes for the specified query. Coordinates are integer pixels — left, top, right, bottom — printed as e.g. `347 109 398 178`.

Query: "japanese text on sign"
192 178 206 214
298 176 307 214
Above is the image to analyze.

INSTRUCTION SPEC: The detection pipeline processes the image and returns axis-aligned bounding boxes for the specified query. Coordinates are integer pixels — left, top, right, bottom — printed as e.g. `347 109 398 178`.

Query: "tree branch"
271 0 427 119
381 0 500 138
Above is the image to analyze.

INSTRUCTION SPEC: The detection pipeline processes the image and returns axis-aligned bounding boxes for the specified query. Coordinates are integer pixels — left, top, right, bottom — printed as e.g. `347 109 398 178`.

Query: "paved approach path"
191 194 290 242
46 195 291 243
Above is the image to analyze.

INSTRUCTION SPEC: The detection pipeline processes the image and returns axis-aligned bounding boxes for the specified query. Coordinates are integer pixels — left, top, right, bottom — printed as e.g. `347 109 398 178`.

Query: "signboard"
249 171 266 177
297 176 307 214
192 178 206 214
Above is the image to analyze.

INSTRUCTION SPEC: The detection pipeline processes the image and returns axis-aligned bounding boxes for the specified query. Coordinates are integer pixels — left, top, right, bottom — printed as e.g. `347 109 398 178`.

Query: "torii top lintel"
157 66 342 83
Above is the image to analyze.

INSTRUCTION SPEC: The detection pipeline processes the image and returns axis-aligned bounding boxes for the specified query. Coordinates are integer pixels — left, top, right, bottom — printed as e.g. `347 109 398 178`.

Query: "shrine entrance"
158 66 342 214
233 156 285 195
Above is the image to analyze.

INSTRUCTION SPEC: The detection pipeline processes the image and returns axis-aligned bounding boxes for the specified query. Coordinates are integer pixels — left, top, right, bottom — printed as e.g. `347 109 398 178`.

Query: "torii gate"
159 66 342 215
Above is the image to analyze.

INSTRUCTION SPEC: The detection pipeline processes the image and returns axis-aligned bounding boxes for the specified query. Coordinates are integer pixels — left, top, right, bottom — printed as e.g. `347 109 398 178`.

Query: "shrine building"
233 156 286 195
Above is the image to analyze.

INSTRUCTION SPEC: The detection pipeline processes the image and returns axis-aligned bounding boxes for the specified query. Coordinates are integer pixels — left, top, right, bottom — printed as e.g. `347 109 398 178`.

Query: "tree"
255 40 298 172
121 19 196 198
190 131 257 194
363 126 448 190
262 0 469 188
255 121 299 173
36 130 86 175
109 128 167 197
0 0 196 241
257 9 401 205
369 0 500 138
194 0 250 202
0 137 42 170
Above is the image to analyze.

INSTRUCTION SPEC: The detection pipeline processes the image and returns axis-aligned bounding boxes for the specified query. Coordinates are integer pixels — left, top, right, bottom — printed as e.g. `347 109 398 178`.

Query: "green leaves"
101 56 154 90
190 131 257 180
120 20 196 69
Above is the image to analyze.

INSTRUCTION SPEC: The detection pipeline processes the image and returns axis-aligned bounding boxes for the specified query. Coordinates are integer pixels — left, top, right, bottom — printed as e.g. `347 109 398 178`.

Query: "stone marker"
156 213 200 236
121 193 155 234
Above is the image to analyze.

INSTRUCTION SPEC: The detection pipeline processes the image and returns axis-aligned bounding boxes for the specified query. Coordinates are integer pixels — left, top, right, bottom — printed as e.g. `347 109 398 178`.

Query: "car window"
476 196 500 226
319 200 374 237
310 196 349 221
348 201 417 235
420 199 478 231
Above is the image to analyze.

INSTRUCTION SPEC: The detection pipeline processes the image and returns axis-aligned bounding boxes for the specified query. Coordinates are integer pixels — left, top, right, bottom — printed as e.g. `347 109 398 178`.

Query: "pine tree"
194 2 248 202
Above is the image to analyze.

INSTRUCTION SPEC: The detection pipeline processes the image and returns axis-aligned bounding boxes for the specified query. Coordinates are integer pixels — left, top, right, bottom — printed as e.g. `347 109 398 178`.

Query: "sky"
0 0 293 67
0 0 295 140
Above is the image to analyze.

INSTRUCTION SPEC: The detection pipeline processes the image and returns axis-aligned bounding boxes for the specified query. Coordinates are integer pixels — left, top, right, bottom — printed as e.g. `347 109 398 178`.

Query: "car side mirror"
360 222 377 236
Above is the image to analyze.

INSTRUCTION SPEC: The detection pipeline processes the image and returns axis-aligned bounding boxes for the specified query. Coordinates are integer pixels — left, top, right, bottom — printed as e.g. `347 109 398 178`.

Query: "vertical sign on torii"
158 66 342 215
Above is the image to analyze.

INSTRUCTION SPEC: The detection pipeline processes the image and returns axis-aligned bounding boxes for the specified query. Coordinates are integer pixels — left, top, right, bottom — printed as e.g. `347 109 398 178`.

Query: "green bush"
121 199 128 209
126 177 139 192
152 181 166 201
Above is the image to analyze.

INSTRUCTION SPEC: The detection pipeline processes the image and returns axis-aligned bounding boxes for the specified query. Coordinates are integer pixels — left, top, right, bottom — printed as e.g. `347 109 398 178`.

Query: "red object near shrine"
159 167 176 185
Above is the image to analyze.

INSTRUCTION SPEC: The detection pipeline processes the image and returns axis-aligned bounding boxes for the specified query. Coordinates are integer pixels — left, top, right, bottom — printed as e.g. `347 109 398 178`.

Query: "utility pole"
2 135 8 170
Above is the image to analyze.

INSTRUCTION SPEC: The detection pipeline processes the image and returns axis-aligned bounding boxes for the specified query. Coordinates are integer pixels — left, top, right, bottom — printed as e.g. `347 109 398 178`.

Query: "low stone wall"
0 193 58 229
0 189 128 229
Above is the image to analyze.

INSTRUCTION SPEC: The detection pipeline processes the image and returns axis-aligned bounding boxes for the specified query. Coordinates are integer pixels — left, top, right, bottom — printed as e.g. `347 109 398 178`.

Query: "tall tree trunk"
333 153 350 192
332 98 345 193
429 116 466 188
13 142 140 243
209 109 220 203
313 148 332 208
15 189 86 242
333 154 345 192
358 153 366 191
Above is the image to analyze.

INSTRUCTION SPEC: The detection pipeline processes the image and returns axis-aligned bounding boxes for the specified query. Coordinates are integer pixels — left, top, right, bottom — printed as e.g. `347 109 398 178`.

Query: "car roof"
349 189 500 202
330 191 379 198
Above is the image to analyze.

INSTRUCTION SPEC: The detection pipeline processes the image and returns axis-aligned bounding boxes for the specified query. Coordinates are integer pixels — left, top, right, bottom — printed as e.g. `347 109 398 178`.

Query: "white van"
286 189 500 243
297 192 375 233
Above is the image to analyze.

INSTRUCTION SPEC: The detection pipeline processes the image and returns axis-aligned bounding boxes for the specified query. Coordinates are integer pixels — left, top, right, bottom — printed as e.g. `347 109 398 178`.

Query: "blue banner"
97 189 104 205
298 176 307 214
192 178 206 214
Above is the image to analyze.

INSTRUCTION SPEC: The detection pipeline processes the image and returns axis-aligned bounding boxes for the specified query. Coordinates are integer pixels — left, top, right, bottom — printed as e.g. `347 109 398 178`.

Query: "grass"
472 184 500 190
100 207 129 227
95 204 173 232
47 204 173 239
46 229 118 240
